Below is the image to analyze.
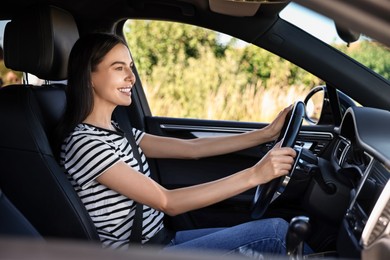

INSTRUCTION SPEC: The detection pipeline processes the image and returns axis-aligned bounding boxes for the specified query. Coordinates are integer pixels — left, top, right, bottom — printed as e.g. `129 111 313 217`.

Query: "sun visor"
209 0 289 17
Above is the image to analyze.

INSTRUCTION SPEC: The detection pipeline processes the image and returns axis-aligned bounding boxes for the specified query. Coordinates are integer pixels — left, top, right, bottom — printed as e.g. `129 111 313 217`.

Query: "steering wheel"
251 101 305 219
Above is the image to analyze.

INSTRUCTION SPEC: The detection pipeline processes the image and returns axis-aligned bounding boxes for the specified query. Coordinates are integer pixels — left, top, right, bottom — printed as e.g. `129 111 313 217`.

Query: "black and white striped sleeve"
64 135 121 189
132 128 145 145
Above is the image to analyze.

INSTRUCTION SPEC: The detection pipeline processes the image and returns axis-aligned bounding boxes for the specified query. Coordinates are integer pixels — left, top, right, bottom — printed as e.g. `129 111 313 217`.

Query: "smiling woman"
89 44 136 112
57 32 308 255
1 1 390 259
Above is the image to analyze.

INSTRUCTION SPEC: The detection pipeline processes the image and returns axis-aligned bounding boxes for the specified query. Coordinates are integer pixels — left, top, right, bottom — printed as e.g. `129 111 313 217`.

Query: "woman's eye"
115 66 123 71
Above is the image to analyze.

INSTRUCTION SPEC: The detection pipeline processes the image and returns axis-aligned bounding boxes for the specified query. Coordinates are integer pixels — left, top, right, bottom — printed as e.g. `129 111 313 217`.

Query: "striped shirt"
60 122 164 249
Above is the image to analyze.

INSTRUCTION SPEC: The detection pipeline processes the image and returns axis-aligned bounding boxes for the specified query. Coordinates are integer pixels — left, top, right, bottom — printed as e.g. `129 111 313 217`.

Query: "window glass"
280 3 390 81
124 20 321 122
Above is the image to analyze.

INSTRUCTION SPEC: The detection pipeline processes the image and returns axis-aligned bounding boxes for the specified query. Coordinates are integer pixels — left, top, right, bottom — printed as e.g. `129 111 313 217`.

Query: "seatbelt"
113 106 144 245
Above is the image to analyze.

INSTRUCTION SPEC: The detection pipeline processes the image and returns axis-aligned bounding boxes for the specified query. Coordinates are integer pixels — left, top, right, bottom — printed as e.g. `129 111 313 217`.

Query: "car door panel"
144 116 336 229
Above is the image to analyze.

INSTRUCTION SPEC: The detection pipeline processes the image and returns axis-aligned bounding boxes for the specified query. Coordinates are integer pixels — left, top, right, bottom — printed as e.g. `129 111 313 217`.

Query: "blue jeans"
163 218 312 258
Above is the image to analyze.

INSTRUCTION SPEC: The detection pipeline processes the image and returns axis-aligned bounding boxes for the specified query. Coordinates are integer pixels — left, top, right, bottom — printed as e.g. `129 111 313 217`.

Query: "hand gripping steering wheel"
251 101 305 219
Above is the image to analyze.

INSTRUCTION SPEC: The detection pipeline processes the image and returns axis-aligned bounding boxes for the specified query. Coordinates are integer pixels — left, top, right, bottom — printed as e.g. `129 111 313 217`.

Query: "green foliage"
0 60 22 87
123 20 388 122
124 20 228 77
124 20 318 121
336 41 390 80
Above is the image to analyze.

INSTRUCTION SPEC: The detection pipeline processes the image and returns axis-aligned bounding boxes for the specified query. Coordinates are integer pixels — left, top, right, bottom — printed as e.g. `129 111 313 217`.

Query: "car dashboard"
332 106 390 258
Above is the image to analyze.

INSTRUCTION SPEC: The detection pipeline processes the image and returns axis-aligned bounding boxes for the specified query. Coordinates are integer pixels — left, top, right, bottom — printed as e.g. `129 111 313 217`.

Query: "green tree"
124 20 229 77
123 20 319 121
335 40 390 80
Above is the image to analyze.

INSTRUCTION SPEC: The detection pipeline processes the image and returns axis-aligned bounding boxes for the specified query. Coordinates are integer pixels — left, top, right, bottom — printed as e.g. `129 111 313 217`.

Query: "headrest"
3 5 79 81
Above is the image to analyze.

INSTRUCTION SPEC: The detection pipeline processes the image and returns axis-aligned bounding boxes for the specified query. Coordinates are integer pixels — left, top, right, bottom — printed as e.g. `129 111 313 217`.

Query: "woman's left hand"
263 104 293 141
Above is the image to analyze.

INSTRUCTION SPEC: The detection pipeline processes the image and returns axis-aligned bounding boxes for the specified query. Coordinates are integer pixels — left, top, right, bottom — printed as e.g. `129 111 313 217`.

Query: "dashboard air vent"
335 139 350 165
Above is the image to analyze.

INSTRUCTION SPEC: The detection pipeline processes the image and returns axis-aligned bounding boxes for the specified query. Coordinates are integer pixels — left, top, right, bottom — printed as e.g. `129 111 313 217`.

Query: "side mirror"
303 85 333 125
304 85 357 125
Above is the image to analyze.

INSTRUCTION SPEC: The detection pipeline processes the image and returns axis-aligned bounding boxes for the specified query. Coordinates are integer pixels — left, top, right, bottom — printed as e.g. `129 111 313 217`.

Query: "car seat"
0 189 42 238
0 5 99 241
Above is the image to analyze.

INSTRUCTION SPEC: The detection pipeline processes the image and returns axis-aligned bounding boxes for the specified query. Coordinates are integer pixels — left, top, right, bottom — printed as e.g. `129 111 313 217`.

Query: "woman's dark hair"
55 33 128 151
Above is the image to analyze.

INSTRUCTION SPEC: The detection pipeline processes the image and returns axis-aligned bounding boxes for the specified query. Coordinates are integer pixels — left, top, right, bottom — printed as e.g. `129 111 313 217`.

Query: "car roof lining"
1 0 288 37
208 0 290 17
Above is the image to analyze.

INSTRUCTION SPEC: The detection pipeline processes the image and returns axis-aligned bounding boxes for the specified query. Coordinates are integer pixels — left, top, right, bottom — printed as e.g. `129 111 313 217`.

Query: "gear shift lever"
286 216 311 260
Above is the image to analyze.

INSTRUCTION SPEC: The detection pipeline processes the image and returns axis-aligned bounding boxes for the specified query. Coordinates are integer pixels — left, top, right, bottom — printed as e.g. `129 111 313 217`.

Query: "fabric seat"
0 5 99 241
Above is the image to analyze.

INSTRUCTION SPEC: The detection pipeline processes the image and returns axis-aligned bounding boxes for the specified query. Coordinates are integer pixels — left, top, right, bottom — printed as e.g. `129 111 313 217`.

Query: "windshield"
280 3 390 81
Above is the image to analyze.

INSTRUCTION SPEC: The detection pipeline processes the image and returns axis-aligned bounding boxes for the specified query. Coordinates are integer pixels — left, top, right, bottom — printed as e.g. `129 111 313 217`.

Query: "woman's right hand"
249 141 296 186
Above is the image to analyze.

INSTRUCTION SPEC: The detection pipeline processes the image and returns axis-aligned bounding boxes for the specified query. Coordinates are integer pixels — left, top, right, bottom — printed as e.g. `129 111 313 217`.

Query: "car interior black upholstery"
0 189 41 238
3 5 78 81
0 5 99 241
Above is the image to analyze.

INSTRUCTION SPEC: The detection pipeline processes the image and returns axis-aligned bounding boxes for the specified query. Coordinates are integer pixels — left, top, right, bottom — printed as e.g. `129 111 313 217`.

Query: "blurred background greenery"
124 20 389 122
1 20 388 123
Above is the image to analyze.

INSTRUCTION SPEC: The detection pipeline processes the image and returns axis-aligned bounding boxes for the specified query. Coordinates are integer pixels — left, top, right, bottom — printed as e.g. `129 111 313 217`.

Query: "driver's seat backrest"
0 5 99 241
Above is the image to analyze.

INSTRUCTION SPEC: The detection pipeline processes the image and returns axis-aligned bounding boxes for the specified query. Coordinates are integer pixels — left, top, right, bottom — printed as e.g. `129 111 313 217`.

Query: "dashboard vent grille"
371 161 390 185
335 139 350 165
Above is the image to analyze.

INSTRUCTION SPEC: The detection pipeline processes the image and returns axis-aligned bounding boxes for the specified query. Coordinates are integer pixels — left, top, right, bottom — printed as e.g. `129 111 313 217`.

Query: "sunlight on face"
91 44 136 109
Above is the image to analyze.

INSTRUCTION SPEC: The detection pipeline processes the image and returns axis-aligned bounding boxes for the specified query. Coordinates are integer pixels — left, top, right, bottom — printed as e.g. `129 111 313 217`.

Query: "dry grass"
143 80 311 122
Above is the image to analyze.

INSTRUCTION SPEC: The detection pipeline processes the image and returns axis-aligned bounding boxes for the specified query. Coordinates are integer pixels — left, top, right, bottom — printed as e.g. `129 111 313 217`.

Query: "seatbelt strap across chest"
113 107 144 245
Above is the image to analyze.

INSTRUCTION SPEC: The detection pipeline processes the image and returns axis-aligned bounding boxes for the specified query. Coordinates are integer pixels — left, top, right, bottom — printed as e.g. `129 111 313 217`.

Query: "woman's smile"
118 86 132 96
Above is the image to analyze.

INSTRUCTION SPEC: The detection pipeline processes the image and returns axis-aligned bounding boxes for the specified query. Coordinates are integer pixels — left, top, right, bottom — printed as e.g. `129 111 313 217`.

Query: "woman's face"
90 43 136 108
